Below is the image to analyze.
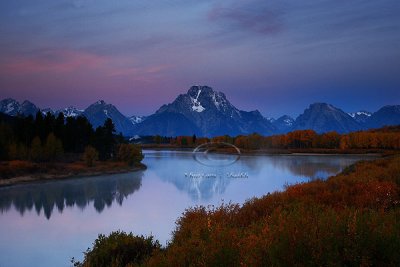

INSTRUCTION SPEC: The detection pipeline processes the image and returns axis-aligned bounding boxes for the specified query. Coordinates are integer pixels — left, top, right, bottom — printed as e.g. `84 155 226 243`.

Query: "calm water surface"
0 151 376 267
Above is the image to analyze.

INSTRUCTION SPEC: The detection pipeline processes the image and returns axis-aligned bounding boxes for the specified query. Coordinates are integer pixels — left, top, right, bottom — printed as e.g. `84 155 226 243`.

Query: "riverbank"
142 144 394 156
0 160 146 187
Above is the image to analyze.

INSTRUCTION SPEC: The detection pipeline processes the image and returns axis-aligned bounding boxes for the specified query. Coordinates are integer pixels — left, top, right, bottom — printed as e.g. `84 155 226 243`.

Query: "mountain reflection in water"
144 152 368 201
0 172 143 219
0 153 371 219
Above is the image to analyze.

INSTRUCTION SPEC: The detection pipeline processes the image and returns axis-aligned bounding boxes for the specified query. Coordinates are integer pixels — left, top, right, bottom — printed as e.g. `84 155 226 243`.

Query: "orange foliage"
231 127 400 151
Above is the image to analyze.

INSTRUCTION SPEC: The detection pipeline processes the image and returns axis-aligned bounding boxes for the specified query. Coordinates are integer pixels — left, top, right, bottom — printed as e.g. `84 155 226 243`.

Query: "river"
0 150 376 267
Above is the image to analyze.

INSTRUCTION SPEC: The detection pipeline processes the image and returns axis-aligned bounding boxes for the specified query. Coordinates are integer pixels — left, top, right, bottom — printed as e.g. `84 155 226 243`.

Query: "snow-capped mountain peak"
0 98 20 116
0 98 39 117
57 106 84 117
271 115 294 133
136 85 276 136
129 115 146 125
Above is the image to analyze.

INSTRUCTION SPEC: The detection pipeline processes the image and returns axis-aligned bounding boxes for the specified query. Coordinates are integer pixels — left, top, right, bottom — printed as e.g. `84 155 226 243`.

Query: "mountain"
0 98 39 117
292 103 361 133
0 98 20 116
272 115 295 133
366 105 400 129
56 106 84 117
19 101 39 117
83 100 135 135
348 111 372 124
134 85 276 136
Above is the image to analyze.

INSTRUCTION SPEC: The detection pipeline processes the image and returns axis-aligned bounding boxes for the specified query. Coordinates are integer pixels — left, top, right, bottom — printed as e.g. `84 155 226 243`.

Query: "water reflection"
0 172 143 219
144 151 369 201
0 153 372 218
267 155 355 179
145 151 236 200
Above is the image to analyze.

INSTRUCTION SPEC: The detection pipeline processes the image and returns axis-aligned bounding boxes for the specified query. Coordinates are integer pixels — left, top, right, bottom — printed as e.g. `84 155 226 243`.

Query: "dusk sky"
0 0 399 118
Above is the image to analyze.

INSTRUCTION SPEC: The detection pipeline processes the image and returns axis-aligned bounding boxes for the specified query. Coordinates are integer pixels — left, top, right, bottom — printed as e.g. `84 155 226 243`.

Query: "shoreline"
0 163 147 188
142 146 390 156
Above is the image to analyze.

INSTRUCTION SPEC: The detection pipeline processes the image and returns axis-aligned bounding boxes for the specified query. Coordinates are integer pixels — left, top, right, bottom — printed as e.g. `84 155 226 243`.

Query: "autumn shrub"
83 146 99 167
117 144 144 166
72 231 161 267
43 132 64 161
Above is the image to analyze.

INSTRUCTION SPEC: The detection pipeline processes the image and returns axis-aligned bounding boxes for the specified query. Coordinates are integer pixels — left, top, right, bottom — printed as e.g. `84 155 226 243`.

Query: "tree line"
0 112 142 165
150 126 400 150
233 126 400 150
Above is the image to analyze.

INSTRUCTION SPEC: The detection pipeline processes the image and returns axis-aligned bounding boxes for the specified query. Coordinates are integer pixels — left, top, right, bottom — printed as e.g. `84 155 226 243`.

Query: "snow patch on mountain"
191 89 205 112
212 92 220 109
58 106 83 117
6 102 15 113
348 111 372 118
129 115 146 125
284 118 293 126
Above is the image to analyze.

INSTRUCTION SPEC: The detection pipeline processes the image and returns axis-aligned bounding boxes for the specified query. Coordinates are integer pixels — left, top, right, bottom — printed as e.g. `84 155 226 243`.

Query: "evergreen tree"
0 122 13 160
94 118 116 160
192 134 197 144
55 112 65 140
35 111 46 142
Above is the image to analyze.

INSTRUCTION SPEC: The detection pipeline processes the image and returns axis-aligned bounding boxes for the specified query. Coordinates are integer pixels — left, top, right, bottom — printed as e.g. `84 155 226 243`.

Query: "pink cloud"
2 49 108 75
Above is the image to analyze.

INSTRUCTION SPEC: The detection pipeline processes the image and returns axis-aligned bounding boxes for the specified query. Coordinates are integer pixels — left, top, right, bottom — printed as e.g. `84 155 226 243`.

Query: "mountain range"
1 85 399 136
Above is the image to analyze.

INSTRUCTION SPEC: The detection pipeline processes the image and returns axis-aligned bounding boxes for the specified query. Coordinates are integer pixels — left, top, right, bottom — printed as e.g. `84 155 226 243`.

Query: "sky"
0 0 399 118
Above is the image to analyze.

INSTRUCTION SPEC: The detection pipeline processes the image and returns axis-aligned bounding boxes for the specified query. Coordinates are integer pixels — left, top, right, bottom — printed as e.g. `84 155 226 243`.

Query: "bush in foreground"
72 231 161 267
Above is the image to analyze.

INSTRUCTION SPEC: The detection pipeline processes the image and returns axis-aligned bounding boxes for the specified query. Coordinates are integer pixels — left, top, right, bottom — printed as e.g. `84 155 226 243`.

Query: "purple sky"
0 0 399 118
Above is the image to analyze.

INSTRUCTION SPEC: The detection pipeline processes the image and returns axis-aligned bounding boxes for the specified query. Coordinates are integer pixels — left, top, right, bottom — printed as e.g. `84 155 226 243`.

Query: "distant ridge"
292 103 361 133
1 87 399 136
